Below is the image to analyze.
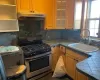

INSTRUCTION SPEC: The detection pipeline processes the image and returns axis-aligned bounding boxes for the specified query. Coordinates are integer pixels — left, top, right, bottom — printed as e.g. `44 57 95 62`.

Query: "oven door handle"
25 52 51 61
27 54 49 61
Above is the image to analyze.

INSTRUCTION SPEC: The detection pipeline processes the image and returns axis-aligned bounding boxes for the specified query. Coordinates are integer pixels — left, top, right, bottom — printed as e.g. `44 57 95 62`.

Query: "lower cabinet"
65 48 88 80
76 71 88 80
51 46 89 80
51 46 61 71
65 54 76 80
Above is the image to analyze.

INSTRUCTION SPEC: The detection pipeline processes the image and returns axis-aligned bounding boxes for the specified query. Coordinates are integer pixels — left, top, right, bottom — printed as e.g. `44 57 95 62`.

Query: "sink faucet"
80 29 90 44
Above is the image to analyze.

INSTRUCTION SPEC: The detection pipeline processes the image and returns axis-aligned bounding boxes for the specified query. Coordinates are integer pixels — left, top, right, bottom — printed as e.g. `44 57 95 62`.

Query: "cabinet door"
32 0 45 13
76 59 88 80
17 0 31 13
55 0 75 29
61 54 66 73
55 0 67 29
51 46 61 71
16 0 20 12
66 0 75 29
65 54 76 80
60 46 66 73
44 0 55 29
31 0 54 29
76 71 88 80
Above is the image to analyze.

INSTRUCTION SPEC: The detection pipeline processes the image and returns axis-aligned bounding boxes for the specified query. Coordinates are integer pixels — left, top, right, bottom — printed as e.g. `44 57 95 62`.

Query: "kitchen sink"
68 43 99 53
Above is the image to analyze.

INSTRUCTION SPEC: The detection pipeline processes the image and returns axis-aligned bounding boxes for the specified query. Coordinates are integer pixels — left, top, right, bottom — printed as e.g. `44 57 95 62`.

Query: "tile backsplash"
0 29 80 46
43 29 62 40
0 33 17 46
62 29 81 41
42 29 81 41
18 17 81 42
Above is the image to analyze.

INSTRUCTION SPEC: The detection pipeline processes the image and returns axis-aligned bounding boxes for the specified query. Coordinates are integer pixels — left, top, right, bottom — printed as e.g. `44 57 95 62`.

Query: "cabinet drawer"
66 48 87 61
60 46 66 53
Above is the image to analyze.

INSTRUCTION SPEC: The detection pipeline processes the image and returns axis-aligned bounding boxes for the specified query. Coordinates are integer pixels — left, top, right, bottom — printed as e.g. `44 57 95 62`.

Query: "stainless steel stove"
19 40 51 79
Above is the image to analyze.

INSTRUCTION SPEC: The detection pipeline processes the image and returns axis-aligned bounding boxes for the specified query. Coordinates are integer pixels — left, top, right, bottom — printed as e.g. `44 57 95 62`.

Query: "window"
88 0 100 37
74 1 82 29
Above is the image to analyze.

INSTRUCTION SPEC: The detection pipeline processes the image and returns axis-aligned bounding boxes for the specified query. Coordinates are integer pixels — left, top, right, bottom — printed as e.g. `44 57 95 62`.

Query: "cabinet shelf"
0 4 16 6
57 9 66 11
0 19 17 20
56 19 66 20
0 6 17 19
0 0 15 5
0 20 19 32
0 0 19 32
57 1 67 3
0 30 19 32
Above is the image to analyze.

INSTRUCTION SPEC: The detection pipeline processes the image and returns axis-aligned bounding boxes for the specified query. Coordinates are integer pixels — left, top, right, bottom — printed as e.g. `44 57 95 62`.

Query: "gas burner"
21 43 51 58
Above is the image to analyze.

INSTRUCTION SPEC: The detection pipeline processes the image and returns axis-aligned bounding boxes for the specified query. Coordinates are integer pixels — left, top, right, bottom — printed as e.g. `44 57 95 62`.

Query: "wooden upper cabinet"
55 0 67 29
44 0 55 29
32 0 45 13
32 0 55 29
16 0 75 30
55 0 75 29
16 0 54 29
17 0 31 13
66 0 75 29
17 0 43 13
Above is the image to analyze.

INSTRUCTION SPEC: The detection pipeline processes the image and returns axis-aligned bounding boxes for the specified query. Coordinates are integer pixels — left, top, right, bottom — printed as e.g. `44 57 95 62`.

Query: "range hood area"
18 12 45 18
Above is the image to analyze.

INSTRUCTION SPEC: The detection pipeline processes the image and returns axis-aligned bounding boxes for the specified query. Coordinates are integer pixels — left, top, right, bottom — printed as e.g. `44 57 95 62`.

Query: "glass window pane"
95 20 99 29
88 0 100 37
90 29 95 37
75 2 82 20
89 20 99 29
90 0 100 18
89 20 95 29
94 29 99 37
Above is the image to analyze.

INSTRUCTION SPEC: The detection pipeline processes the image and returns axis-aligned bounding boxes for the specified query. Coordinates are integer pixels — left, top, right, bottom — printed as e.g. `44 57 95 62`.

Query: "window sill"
90 37 100 42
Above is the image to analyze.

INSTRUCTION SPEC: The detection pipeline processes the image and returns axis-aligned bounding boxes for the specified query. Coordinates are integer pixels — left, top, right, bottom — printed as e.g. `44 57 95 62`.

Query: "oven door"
25 52 51 79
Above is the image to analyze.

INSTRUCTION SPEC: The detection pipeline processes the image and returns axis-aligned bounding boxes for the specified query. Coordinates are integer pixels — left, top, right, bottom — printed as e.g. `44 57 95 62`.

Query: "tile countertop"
44 40 100 80
44 40 73 47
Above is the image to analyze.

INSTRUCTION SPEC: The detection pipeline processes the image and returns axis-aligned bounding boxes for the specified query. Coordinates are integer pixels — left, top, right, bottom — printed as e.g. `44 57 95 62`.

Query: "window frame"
87 0 100 38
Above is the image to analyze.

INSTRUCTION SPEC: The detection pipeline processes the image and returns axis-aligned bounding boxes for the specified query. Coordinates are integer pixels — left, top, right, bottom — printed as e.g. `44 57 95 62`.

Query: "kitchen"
0 0 100 80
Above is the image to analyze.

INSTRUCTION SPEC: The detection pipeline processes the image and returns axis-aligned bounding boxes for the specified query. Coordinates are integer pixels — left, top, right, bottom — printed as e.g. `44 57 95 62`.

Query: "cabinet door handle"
76 59 79 62
60 46 63 50
74 59 78 62
74 59 76 60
